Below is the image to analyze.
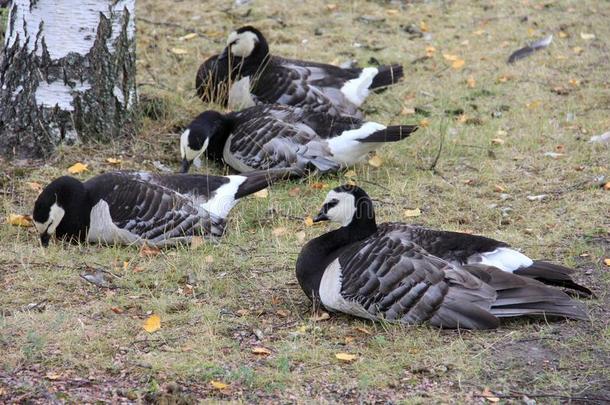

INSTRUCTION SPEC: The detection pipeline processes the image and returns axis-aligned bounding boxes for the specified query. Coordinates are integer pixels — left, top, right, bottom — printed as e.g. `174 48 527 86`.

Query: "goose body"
195 26 404 117
32 170 283 247
179 104 418 174
296 186 588 329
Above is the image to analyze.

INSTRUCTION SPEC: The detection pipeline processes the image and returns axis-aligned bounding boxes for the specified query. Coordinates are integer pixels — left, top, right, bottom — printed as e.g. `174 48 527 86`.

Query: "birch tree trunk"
0 0 136 159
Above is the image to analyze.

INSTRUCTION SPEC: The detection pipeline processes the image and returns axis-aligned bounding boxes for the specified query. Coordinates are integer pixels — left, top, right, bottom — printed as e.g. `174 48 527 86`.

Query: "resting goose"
295 185 588 329
32 170 285 247
179 104 418 174
195 26 404 117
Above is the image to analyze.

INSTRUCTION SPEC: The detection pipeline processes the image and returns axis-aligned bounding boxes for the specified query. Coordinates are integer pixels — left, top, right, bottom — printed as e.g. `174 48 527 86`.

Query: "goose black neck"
204 115 235 164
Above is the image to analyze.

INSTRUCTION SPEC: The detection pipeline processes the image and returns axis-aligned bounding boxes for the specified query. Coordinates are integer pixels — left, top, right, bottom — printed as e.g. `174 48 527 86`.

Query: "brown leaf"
142 314 161 333
276 309 291 317
604 258 610 266
236 309 250 317
190 236 204 249
310 182 327 190
491 138 505 145
251 347 272 356
603 182 610 191
67 162 88 174
310 311 330 322
480 388 500 403
425 46 436 58
139 244 161 257
368 155 383 168
466 76 476 88
27 182 43 192
354 326 372 335
493 184 506 193
326 4 338 11
45 371 62 380
288 187 301 197
7 214 33 227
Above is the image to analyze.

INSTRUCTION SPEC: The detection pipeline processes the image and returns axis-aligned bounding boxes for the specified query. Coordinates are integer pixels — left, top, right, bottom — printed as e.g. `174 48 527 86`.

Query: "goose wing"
85 173 224 244
252 59 361 117
227 105 341 172
327 228 500 329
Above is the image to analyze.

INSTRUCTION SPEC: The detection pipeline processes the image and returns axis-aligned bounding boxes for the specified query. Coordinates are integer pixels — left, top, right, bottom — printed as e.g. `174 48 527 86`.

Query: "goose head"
224 26 269 60
33 176 89 247
180 111 229 173
314 185 377 231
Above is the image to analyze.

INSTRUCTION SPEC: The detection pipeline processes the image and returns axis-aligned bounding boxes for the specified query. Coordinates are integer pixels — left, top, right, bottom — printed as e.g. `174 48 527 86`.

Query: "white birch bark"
0 0 136 158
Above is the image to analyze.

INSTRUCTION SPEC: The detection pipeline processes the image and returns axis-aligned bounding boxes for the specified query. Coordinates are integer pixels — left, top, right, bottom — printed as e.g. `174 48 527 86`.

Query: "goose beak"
313 212 329 223
180 158 192 173
40 233 50 247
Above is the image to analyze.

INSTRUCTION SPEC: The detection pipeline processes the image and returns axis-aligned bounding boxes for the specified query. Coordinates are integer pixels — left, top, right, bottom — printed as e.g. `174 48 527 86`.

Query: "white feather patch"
228 76 256 110
319 259 375 320
326 121 386 165
88 200 141 245
468 247 534 272
201 175 247 219
340 67 378 106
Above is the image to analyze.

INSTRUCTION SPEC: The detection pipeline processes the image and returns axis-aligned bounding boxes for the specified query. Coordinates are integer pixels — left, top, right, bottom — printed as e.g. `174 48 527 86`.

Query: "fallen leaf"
401 106 416 116
111 306 124 314
425 46 436 57
272 227 287 237
604 258 610 266
205 255 214 263
288 187 301 197
556 144 565 153
526 100 542 109
603 182 610 191
304 216 314 227
236 309 250 316
179 33 198 41
493 185 506 193
310 311 330 322
276 309 291 317
451 58 465 69
344 170 357 178
68 162 88 174
142 314 161 333
106 157 122 165
497 75 512 83
419 118 430 128
7 214 33 227
368 155 383 168
491 138 505 145
466 76 476 88
123 260 130 271
210 380 229 390
569 78 581 87
45 371 62 380
386 9 399 16
473 29 485 36
310 182 327 190
27 182 43 192
190 236 204 249
253 188 269 198
558 31 568 38
335 352 357 362
170 47 188 55
419 20 428 32
481 388 500 403
573 46 584 55
456 114 468 124
296 231 307 244
442 53 459 61
251 347 272 356
580 32 595 40
355 326 372 335
326 4 338 11
139 244 161 257
403 208 421 218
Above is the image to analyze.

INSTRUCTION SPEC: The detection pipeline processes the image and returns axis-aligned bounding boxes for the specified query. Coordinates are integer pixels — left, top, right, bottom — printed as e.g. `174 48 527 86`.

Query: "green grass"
1 0 609 402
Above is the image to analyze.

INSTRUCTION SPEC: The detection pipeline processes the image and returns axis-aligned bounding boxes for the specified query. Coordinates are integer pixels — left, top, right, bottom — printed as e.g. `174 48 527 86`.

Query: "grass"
1 0 609 402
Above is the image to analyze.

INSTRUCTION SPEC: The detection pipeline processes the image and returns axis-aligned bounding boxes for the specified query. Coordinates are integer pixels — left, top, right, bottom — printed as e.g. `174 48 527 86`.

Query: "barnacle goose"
32 170 286 247
195 26 404 117
179 104 418 174
295 185 589 329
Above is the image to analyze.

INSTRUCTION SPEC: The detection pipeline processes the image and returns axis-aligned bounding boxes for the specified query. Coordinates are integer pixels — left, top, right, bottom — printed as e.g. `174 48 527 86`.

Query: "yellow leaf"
573 46 584 55
419 20 428 32
473 29 485 36
355 326 372 335
493 184 506 193
143 314 161 333
310 311 330 322
344 170 357 178
335 352 357 362
68 162 88 174
27 181 43 192
403 208 421 218
210 380 229 390
456 114 468 124
451 58 465 69
580 32 595 40
368 155 383 168
442 53 459 61
466 76 476 88
139 244 161 257
253 188 268 198
106 157 122 165
558 31 568 38
526 100 541 110
604 258 610 266
251 347 272 356
401 106 416 116
304 216 314 227
568 79 581 87
272 227 287 237
527 28 537 37
425 46 436 57
386 9 399 15
311 182 327 190
419 118 430 128
45 371 62 380
170 47 188 55
7 214 33 227
179 33 198 41
497 75 511 83
491 138 505 145
326 4 338 11
205 255 214 263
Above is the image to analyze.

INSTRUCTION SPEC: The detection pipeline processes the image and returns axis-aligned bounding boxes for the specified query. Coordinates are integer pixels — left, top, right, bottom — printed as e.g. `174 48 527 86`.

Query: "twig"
428 129 445 171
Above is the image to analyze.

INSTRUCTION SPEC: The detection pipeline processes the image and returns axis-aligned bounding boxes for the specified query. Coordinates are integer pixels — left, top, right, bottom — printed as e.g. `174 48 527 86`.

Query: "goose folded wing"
338 231 499 329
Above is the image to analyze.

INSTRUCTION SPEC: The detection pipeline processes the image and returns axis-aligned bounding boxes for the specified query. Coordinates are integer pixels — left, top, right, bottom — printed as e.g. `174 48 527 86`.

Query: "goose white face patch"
180 129 209 162
323 190 356 227
227 31 259 58
34 203 65 236
468 247 534 272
